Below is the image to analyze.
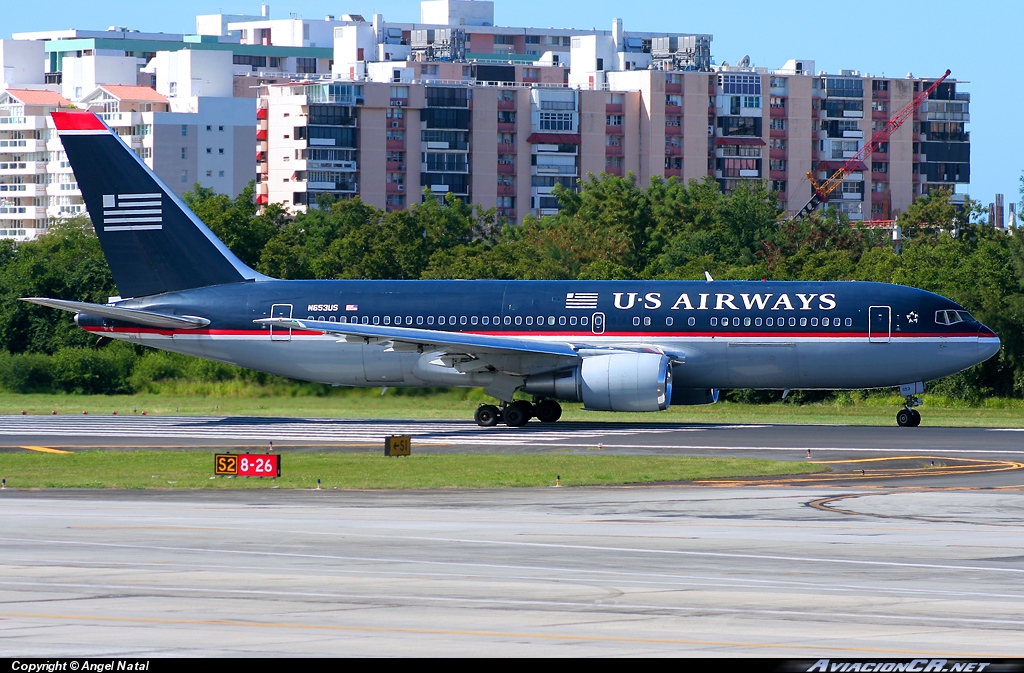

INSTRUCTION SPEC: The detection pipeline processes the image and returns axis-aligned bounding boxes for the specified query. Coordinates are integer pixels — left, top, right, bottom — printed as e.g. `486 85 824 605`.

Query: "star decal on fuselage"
907 311 919 323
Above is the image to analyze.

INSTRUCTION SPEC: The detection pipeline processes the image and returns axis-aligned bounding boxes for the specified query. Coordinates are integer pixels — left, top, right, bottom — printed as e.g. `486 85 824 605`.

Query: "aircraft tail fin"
51 111 266 298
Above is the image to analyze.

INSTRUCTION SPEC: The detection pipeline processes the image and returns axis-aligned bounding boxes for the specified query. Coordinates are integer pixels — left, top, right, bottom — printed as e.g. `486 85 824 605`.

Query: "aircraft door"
592 312 605 335
868 306 891 343
270 303 293 342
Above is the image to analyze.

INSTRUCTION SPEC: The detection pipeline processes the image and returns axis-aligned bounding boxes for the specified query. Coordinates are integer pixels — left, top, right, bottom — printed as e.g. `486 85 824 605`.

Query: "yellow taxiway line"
18 445 72 455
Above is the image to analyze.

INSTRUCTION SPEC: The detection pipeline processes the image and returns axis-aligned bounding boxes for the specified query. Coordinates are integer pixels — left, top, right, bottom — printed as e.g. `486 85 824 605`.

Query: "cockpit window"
935 310 975 325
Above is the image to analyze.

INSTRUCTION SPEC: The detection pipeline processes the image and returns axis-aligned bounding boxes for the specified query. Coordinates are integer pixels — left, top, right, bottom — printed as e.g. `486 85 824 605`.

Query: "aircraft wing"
253 317 679 362
21 297 211 330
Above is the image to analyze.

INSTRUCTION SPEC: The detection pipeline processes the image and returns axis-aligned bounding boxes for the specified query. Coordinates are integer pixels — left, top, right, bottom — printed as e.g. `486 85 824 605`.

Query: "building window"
769 118 786 130
296 58 317 74
523 68 539 79
180 170 188 183
206 148 212 154
772 180 786 192
539 112 574 131
666 115 681 126
770 97 786 109
606 114 623 126
180 125 187 136
181 147 188 159
770 159 786 171
743 96 762 109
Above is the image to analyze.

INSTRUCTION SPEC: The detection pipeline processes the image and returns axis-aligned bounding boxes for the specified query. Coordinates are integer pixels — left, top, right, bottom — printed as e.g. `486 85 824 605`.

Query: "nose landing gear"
896 395 922 427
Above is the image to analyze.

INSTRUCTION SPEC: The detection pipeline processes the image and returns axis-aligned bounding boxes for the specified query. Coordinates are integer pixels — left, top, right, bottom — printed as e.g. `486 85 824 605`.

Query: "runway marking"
0 610 1011 656
18 445 71 454
810 493 1024 527
696 456 1024 487
5 533 1024 575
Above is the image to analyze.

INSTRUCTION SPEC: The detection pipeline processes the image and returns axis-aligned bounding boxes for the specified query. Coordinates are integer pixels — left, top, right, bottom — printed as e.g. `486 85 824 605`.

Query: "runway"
2 416 1024 656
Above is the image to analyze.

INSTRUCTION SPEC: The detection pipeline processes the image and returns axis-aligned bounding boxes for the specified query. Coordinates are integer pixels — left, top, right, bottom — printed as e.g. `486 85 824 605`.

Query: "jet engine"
523 353 672 412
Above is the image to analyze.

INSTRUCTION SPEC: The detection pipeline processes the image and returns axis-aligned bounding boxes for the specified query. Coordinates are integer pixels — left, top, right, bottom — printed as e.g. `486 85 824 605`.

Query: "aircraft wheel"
909 409 921 427
475 404 500 427
535 400 562 423
503 400 532 427
896 409 913 427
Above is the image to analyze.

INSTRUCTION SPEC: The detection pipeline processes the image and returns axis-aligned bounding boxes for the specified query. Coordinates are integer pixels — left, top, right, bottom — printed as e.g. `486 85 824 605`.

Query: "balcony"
770 107 786 118
0 116 45 130
256 107 268 120
0 138 45 153
605 103 624 114
665 82 682 94
770 128 787 138
497 99 516 111
664 145 682 156
0 205 45 219
497 184 516 197
497 122 516 133
44 71 62 85
386 139 405 151
0 161 45 175
604 165 624 176
664 125 682 136
98 111 142 127
769 148 786 160
605 144 624 156
0 183 43 197
769 170 786 180
664 104 682 114
534 164 577 176
386 161 406 172
497 163 516 175
385 182 405 194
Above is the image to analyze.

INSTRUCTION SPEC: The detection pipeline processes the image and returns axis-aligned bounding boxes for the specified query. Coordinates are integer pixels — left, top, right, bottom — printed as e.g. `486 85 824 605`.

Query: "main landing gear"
896 395 922 427
474 399 563 427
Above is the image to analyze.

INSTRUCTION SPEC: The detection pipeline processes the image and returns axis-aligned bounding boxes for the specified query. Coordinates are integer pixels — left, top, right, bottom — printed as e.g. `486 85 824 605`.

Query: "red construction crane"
792 69 952 221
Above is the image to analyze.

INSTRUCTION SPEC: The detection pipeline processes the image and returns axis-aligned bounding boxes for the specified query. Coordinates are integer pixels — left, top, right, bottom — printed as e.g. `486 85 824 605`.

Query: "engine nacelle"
523 353 672 412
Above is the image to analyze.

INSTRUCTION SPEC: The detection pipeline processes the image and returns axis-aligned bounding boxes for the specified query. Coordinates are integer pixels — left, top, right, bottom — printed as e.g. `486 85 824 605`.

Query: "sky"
5 0 1021 210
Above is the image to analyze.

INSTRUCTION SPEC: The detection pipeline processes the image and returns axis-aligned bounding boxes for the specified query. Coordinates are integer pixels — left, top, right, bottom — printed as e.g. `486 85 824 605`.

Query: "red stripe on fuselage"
81 326 969 339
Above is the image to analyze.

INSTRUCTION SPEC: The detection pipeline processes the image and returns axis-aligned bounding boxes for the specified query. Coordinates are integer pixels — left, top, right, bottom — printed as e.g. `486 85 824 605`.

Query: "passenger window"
687 317 695 327
505 316 513 325
569 316 577 326
666 317 674 327
581 317 588 326
307 316 314 320
548 316 556 325
823 317 830 327
373 316 380 325
426 316 434 325
633 317 641 326
340 316 348 323
766 317 773 326
526 316 533 325
754 317 762 326
329 316 336 322
788 317 796 326
482 316 489 325
799 317 807 327
405 316 413 325
643 317 651 326
537 316 544 324
460 316 467 325
449 315 456 324
558 316 566 326
811 317 818 326
743 317 751 327
362 316 369 324
417 316 423 325
439 316 446 325
732 317 740 327
845 318 852 327
318 315 325 321
395 316 401 325
471 316 478 325
495 316 502 325
711 317 718 326
384 316 391 325
515 316 523 325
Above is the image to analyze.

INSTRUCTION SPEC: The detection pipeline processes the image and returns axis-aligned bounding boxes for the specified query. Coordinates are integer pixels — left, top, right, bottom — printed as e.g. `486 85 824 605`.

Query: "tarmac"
1 416 1023 656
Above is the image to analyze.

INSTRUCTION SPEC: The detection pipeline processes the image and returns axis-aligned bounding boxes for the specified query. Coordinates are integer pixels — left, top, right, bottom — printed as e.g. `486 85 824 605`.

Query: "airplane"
23 110 1000 428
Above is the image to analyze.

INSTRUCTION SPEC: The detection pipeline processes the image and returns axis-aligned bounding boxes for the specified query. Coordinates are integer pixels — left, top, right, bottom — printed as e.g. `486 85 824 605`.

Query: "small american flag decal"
101 193 163 232
565 292 598 310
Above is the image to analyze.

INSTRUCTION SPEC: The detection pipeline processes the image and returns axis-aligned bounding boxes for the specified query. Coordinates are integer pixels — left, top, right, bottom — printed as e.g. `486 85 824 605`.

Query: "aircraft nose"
977 324 1000 362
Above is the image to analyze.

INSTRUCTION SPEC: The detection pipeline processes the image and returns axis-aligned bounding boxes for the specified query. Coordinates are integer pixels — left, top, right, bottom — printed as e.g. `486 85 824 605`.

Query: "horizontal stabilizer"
21 298 210 330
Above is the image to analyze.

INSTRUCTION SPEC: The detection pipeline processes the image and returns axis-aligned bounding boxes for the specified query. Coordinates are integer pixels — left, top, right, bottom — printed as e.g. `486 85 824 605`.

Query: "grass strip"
1 392 1023 427
0 451 824 490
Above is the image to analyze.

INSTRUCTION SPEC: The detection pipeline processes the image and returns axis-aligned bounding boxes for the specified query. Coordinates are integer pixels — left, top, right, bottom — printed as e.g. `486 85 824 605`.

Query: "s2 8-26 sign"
215 453 281 477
